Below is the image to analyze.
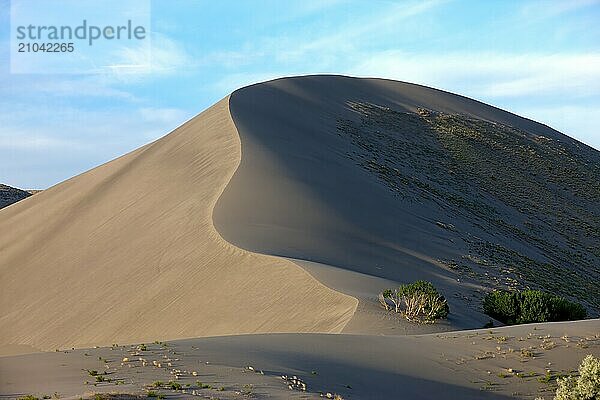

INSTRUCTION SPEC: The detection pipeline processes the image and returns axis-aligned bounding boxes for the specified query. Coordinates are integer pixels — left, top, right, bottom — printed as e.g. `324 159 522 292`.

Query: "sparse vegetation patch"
379 280 449 323
554 354 600 400
483 289 586 325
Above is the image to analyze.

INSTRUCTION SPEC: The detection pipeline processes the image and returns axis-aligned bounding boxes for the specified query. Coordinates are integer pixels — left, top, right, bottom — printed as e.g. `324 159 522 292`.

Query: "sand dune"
215 75 600 328
0 97 356 355
1 76 598 400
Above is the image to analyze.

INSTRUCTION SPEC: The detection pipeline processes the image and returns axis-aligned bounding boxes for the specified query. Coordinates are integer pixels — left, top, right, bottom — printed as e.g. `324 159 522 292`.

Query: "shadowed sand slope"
0 97 356 355
214 75 600 331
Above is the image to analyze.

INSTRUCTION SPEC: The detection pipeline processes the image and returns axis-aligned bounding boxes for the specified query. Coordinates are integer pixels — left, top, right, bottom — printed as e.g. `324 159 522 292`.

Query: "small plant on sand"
379 280 449 323
168 381 182 390
146 391 157 398
538 370 554 384
483 290 586 325
554 354 600 400
520 348 535 358
18 396 39 400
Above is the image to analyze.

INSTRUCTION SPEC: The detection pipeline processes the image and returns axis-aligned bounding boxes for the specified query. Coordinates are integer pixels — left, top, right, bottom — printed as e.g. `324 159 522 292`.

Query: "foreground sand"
1 320 598 399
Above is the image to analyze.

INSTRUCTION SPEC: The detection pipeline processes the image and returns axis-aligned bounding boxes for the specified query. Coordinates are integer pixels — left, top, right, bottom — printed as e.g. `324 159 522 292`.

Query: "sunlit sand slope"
0 97 356 355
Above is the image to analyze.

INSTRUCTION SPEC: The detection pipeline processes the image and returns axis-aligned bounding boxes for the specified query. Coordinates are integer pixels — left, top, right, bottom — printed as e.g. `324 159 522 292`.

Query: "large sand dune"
0 97 356 355
1 73 598 387
215 75 600 327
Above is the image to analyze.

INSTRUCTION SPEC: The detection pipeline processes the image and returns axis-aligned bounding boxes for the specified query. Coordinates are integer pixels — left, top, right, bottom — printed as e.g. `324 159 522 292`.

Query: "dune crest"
0 97 357 355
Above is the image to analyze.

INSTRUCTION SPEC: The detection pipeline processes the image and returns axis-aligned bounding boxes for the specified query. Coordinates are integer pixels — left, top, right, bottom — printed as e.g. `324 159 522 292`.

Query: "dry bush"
379 280 449 323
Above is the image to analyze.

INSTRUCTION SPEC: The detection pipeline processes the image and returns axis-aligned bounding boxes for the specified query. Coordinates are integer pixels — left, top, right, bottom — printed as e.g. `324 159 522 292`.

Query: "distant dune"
0 184 33 209
0 75 598 360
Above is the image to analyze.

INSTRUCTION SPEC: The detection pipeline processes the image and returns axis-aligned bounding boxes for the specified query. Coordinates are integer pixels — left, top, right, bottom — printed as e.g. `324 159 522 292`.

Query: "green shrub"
379 280 449 323
554 355 600 400
483 290 586 325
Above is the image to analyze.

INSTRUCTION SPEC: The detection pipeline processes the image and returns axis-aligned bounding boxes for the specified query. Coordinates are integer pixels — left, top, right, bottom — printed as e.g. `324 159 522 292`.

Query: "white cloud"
516 105 600 149
0 105 190 148
0 135 83 150
0 104 191 188
101 33 192 78
348 51 600 99
519 0 600 19
273 0 445 63
1 75 137 100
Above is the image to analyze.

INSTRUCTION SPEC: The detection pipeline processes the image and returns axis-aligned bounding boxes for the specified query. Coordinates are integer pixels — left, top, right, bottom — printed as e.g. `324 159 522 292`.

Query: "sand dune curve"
0 97 357 355
214 75 600 331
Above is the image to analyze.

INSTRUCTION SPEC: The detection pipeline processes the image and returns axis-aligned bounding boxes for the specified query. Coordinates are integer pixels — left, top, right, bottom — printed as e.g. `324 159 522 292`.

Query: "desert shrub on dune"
553 354 600 400
379 280 449 323
483 290 586 325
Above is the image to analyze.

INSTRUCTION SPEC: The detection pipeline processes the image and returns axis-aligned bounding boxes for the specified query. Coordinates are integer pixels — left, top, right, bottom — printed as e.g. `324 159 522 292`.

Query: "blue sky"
1 0 599 188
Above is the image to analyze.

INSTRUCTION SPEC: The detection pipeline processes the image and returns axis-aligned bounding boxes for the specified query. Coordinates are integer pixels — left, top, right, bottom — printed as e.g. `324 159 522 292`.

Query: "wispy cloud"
0 75 137 100
348 51 600 99
0 135 83 150
274 0 445 63
0 105 190 187
279 0 348 20
102 33 192 78
519 0 600 19
517 104 600 147
0 105 190 148
2 0 598 188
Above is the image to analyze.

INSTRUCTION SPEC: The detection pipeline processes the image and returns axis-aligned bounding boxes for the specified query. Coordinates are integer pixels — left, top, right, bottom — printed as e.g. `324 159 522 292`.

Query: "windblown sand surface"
1 75 598 399
0 97 356 355
1 320 598 399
